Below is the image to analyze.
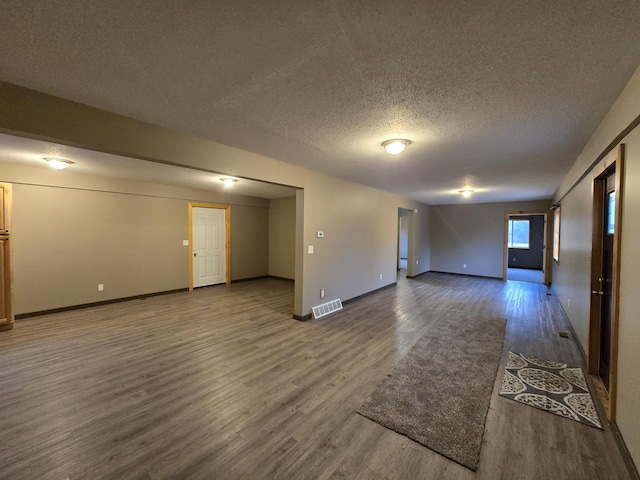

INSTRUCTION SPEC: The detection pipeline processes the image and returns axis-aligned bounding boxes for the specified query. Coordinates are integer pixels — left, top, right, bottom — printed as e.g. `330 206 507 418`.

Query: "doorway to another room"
503 212 550 285
398 211 409 270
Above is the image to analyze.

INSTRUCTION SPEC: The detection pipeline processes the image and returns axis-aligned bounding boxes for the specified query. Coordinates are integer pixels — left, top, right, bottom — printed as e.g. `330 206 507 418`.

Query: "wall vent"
312 299 343 319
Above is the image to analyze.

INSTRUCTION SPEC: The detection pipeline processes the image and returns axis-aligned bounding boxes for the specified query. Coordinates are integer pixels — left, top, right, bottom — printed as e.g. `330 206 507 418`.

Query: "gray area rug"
357 310 507 471
499 351 602 429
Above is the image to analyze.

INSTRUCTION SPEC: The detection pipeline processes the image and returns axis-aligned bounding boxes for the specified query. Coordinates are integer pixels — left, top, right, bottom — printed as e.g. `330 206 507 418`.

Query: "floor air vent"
312 299 343 319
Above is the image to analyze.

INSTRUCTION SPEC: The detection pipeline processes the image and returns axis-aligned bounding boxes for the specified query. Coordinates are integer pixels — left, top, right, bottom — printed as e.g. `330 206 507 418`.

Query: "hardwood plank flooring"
0 273 631 479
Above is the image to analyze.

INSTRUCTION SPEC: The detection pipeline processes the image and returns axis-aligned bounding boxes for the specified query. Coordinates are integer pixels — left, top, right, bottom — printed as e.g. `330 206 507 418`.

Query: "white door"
192 207 226 287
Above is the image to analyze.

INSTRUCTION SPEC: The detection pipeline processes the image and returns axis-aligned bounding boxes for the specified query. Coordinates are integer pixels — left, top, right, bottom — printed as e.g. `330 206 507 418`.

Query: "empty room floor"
507 267 545 284
0 274 630 479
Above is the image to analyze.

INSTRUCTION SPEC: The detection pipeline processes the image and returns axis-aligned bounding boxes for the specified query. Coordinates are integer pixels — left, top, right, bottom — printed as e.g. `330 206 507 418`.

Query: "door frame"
0 182 13 331
589 144 624 421
502 210 551 286
397 210 410 270
188 202 231 290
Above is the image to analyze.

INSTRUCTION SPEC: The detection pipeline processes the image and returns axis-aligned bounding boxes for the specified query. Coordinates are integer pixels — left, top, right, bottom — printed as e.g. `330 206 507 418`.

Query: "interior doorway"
503 211 550 285
589 145 624 420
398 210 409 270
189 203 231 289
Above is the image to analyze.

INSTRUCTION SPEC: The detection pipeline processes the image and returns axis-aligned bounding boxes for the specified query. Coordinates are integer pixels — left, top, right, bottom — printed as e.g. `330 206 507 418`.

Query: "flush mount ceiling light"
459 189 474 198
44 157 73 170
382 139 411 155
221 178 238 187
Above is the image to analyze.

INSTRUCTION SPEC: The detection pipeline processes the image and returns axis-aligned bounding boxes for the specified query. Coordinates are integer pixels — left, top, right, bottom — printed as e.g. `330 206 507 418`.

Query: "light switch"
308 245 314 254
183 240 189 246
317 231 324 238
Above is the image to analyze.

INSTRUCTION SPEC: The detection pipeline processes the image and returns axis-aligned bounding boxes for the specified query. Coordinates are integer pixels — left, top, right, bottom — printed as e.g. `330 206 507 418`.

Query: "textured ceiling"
0 133 297 199
1 1 639 204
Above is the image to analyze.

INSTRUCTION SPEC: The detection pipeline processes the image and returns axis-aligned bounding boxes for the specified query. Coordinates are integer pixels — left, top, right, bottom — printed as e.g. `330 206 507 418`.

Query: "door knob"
193 253 197 257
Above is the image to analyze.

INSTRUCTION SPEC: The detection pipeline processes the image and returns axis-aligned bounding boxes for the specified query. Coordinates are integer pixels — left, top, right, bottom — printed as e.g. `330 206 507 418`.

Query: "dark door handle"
193 253 197 257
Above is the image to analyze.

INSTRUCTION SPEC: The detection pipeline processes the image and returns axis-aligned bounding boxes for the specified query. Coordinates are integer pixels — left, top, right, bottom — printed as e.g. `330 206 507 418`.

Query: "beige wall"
552 65 640 468
3 164 271 314
407 207 430 277
13 184 187 313
550 178 593 348
430 200 551 278
230 204 269 281
300 175 424 308
618 126 640 470
0 82 430 318
269 197 296 279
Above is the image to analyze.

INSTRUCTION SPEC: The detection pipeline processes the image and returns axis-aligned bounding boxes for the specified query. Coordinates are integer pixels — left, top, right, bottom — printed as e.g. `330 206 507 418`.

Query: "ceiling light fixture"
44 157 73 170
459 189 474 198
382 139 411 155
221 178 237 187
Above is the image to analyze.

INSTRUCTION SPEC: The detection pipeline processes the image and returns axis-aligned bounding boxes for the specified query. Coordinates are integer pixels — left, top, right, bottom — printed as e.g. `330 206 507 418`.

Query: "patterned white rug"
499 351 602 429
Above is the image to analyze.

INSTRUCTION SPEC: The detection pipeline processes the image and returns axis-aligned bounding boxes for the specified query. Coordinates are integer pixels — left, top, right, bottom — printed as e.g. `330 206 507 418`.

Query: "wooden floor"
0 273 630 480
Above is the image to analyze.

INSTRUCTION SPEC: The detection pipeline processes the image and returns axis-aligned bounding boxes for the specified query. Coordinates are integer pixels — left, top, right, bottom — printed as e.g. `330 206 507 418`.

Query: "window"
508 219 530 249
607 191 615 234
553 206 561 262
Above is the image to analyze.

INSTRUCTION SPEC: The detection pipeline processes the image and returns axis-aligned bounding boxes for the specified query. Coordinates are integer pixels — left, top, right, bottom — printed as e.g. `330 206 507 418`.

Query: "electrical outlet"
463 264 467 269
379 274 383 280
320 288 326 299
568 298 571 307
98 284 104 291
416 260 419 265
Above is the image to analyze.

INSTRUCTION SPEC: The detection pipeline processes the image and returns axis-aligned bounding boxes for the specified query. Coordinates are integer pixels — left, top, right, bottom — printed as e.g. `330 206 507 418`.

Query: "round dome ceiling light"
44 157 73 170
221 178 238 187
382 139 411 155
